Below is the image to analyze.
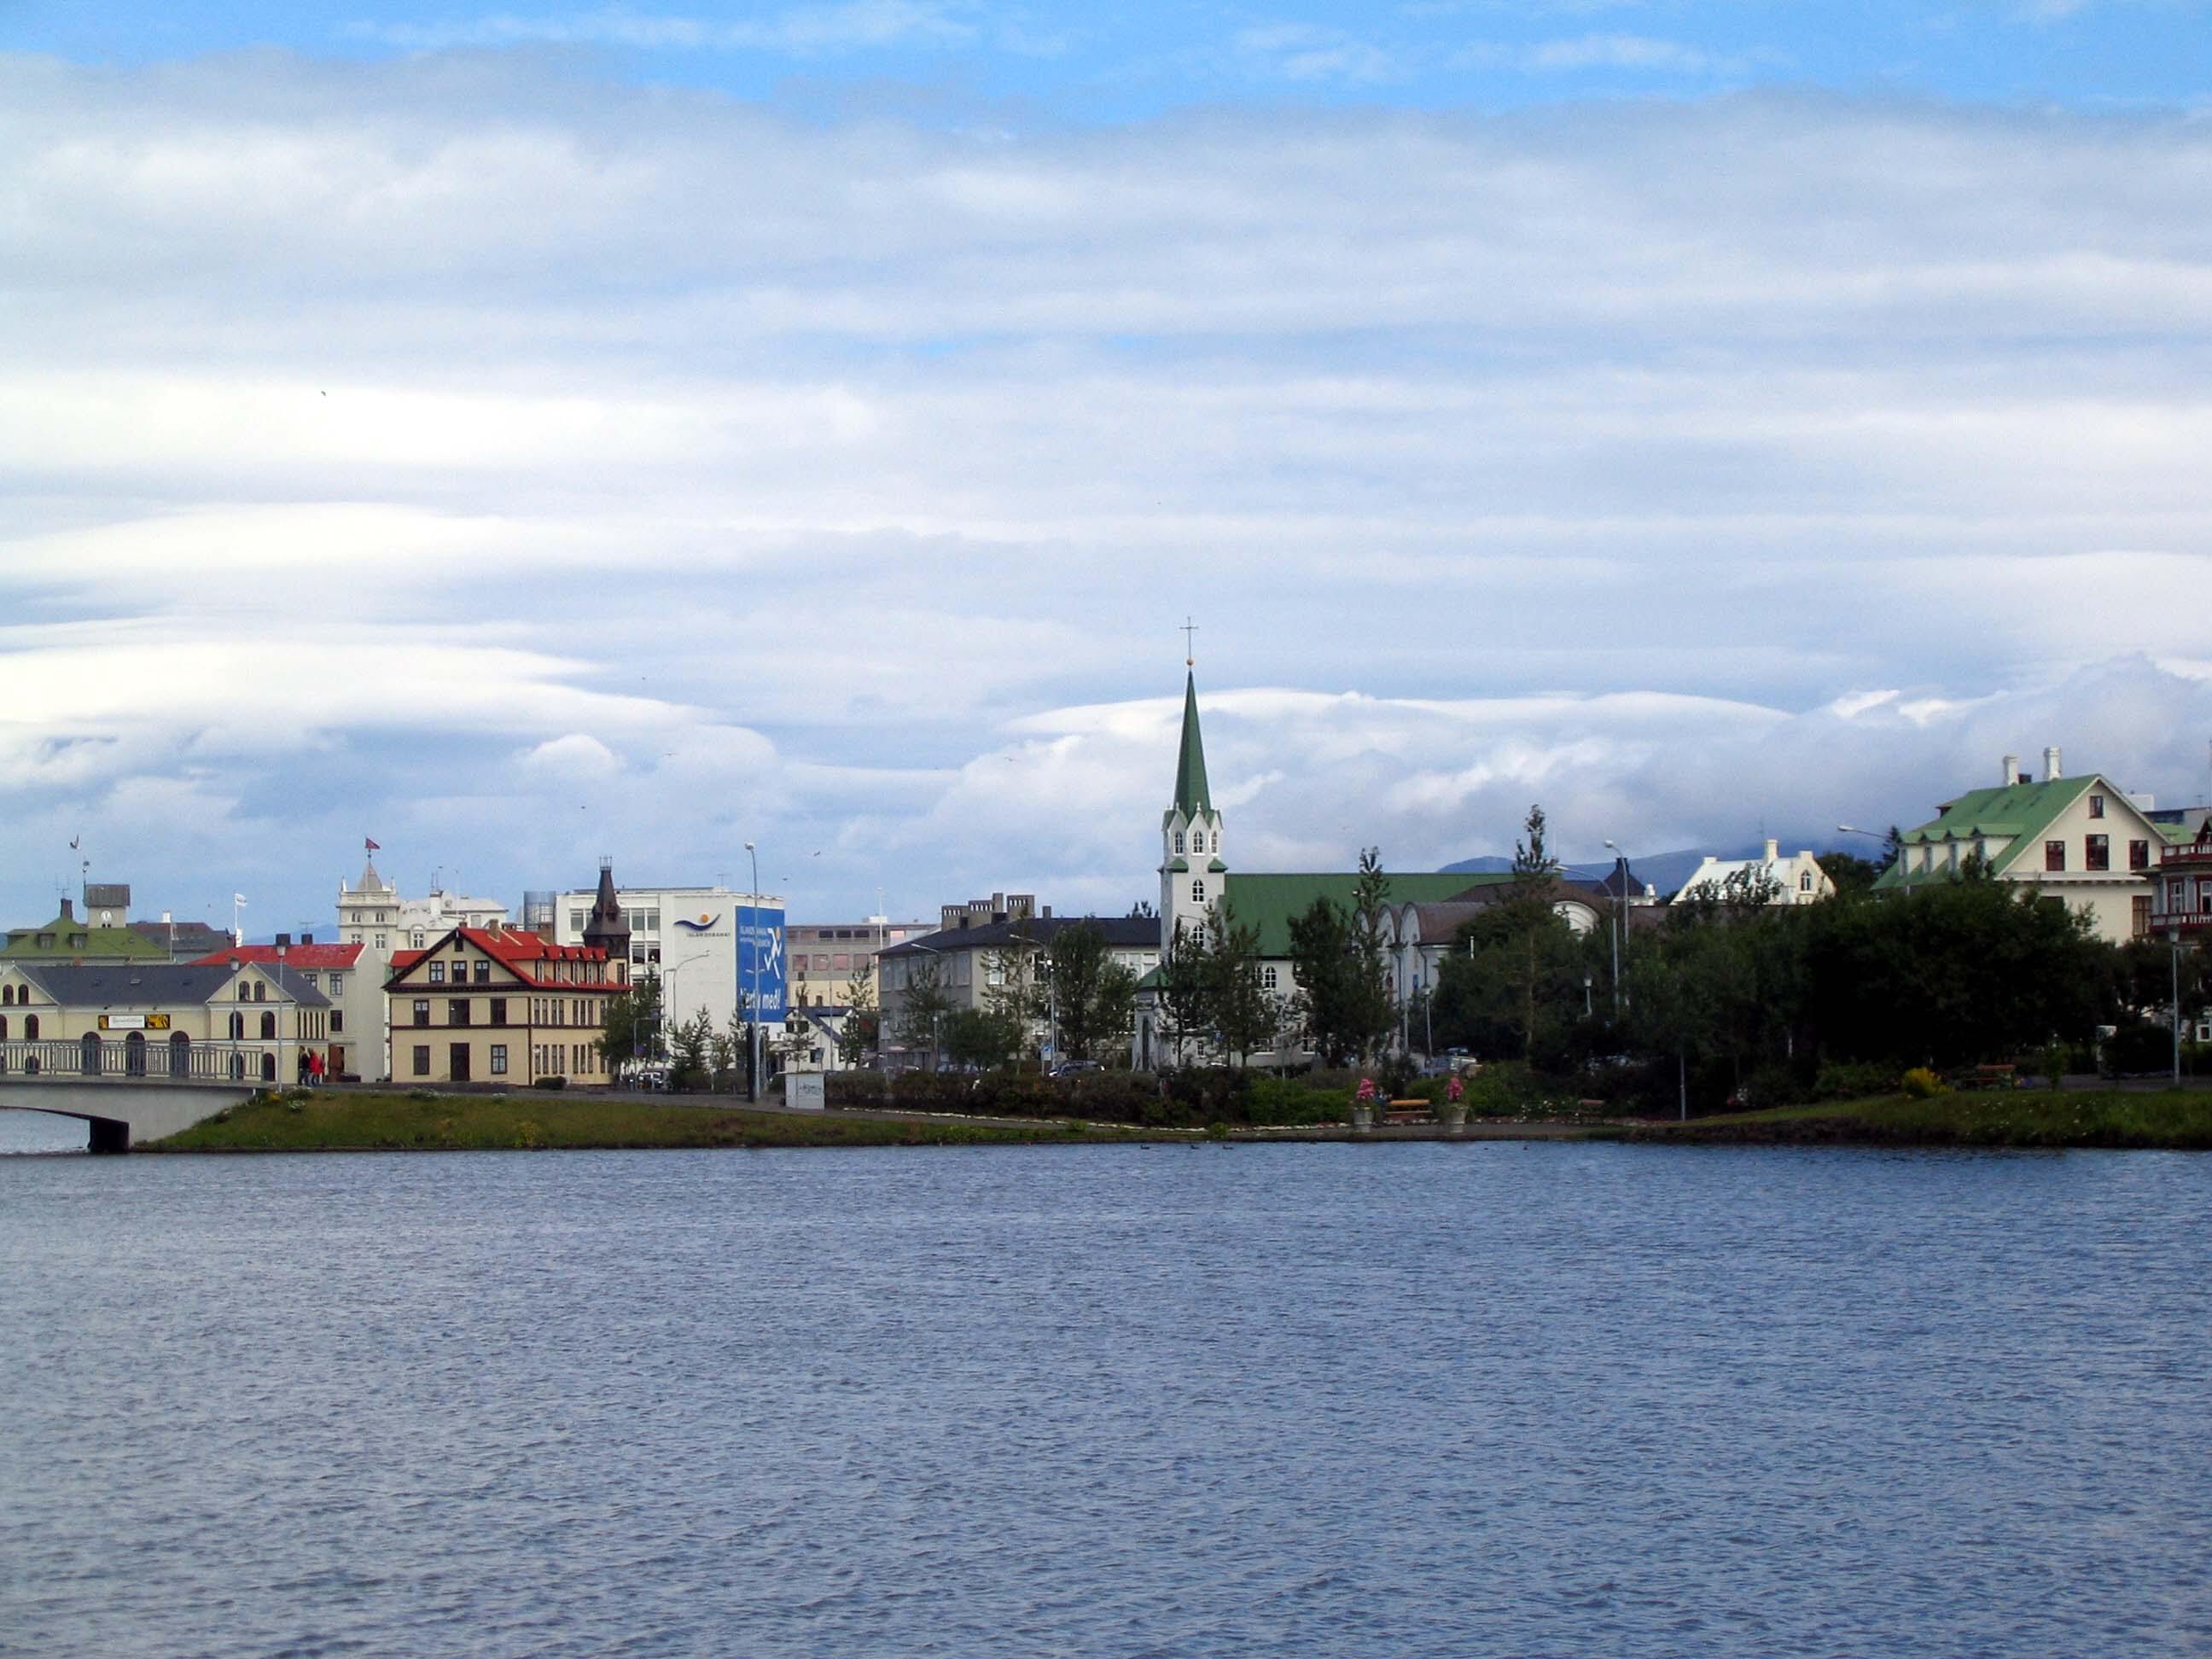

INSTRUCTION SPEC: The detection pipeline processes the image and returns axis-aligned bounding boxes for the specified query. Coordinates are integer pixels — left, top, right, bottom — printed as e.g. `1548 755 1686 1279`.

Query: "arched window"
2 984 12 1005
0 1015 8 1040
254 982 266 1003
24 1014 38 1041
239 981 249 999
170 1032 191 1078
1173 831 1185 854
260 1052 276 1082
229 1011 245 1040
125 1032 147 1076
80 1033 102 1074
259 1011 276 1040
1191 880 1206 904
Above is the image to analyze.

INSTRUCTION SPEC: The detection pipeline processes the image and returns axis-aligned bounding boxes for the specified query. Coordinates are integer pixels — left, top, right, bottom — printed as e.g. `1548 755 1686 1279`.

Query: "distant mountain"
1440 847 1773 899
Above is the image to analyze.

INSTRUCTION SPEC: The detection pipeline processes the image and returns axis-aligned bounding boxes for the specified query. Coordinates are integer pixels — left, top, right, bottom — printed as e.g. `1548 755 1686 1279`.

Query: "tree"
942 1006 1022 1070
1287 864 1396 1069
1202 900 1281 1066
1049 921 1140 1063
838 963 880 1069
1154 920 1212 1067
893 959 955 1064
597 974 663 1076
983 928 1049 1060
669 1006 714 1091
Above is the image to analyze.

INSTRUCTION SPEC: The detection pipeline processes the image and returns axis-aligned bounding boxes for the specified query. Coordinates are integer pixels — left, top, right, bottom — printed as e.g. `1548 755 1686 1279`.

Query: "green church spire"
1173 669 1211 816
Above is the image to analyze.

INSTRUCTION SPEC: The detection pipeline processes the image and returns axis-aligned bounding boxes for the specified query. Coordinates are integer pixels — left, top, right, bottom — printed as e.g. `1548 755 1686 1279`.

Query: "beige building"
384 925 626 1086
1877 748 2178 942
188 939 381 1080
0 960 331 1084
786 917 934 1011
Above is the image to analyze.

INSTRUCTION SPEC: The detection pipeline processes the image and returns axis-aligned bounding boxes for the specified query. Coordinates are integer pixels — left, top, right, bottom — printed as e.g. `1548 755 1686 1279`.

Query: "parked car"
1050 1059 1103 1078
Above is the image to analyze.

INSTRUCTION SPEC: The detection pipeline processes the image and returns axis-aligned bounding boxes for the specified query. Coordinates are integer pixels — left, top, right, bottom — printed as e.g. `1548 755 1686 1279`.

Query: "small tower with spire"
582 857 632 981
1160 653 1225 956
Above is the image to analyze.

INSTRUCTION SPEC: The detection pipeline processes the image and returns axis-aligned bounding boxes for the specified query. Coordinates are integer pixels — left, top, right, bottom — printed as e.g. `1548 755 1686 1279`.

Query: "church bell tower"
1160 667 1225 955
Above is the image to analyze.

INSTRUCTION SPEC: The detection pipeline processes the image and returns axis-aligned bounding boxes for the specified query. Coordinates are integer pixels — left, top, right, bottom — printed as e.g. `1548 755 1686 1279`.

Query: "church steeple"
1160 664 1224 953
1172 670 1211 818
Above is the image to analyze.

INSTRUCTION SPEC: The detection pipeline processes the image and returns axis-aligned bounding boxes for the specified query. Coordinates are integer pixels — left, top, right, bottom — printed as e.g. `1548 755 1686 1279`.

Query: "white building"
1674 839 1836 907
550 882 787 1039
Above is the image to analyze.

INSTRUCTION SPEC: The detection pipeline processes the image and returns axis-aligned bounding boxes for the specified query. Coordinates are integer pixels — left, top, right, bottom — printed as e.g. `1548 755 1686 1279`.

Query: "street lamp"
743 841 763 1102
1602 841 1628 1019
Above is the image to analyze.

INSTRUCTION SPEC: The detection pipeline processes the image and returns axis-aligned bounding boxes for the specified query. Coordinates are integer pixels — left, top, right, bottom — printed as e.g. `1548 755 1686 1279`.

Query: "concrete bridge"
0 1040 262 1151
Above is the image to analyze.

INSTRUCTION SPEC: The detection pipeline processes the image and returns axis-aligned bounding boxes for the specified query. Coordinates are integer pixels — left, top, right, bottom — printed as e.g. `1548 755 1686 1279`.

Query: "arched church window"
1173 831 1184 854
24 1014 38 1040
1191 880 1206 904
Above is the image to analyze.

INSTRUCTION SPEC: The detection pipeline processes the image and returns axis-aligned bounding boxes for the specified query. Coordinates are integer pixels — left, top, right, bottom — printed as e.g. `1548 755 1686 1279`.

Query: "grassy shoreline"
1602 1089 2212 1150
146 1089 1132 1153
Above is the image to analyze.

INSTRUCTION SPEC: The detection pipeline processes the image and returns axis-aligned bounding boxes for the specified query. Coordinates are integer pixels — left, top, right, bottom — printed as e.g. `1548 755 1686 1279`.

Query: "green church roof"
1221 871 1513 958
1172 670 1211 818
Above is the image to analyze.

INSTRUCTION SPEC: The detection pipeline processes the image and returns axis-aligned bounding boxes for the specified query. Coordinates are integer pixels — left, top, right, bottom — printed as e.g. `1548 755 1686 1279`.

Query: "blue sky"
9 0 2209 115
2 2 2210 938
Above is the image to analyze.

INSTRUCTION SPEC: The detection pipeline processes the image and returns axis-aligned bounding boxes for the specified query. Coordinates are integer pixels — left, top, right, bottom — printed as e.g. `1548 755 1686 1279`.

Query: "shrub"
532 1075 568 1091
1247 1075 1349 1126
2101 1022 2177 1078
1901 1066 1945 1099
1813 1061 1895 1101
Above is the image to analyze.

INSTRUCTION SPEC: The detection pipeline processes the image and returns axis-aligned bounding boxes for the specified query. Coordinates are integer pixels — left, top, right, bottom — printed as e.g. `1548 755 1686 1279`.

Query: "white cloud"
3 51 2209 928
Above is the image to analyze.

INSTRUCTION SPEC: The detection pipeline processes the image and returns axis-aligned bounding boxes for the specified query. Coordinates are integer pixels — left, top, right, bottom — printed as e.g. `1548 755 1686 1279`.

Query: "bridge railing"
0 1039 280 1084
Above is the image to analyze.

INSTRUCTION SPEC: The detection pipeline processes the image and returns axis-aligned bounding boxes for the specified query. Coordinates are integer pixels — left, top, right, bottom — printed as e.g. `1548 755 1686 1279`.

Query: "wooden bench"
1384 1098 1432 1126
1948 1063 2018 1092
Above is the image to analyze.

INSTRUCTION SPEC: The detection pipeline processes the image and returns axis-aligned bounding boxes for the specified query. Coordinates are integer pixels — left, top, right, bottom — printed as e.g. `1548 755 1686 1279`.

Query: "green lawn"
1607 1089 2212 1150
147 1089 1115 1152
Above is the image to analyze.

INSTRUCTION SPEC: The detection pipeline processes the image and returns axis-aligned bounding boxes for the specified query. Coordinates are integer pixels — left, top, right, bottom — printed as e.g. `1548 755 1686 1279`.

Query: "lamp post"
743 841 763 1102
1602 841 1628 1019
2174 926 2186 1091
662 951 711 1083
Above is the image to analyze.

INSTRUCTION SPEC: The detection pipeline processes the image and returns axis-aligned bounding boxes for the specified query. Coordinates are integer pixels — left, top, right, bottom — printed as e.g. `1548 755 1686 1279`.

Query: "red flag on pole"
365 837 380 853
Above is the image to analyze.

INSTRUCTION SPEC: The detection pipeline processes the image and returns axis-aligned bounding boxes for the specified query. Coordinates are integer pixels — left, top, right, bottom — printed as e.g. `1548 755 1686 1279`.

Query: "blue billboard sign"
736 905 787 1022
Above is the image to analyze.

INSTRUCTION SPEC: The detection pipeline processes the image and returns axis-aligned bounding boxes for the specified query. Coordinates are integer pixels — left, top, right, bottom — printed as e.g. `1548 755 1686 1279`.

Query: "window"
570 911 586 932
1799 870 1813 892
2134 895 2153 937
373 934 386 950
413 998 430 1027
1191 880 1206 903
22 1015 36 1041
412 932 426 949
491 998 508 1026
260 1011 276 1040
490 1045 508 1076
412 1045 430 1076
2086 835 2110 872
331 1010 344 1033
2046 841 2066 872
474 959 491 984
2131 840 2151 871
1262 965 1278 990
1173 830 1185 853
229 1011 245 1040
450 999 470 1026
428 961 445 984
2089 794 2106 818
255 982 265 1003
301 973 317 991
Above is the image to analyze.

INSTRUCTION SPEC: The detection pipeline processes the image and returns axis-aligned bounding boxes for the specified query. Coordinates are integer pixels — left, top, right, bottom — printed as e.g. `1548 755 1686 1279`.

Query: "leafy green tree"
838 955 880 1068
597 973 663 1075
1050 921 1140 1062
942 1006 1022 1070
1348 848 1397 1065
1154 920 1212 1067
892 958 955 1062
984 928 1049 1047
1203 900 1281 1066
669 1006 714 1091
1287 857 1396 1068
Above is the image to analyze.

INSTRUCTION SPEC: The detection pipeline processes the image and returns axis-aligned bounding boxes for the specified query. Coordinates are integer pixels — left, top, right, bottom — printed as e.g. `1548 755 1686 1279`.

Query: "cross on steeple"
1181 616 1197 667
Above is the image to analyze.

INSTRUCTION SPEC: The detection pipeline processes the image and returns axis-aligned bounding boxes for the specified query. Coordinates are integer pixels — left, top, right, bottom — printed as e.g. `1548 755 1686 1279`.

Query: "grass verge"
146 1089 1122 1153
1603 1090 2212 1150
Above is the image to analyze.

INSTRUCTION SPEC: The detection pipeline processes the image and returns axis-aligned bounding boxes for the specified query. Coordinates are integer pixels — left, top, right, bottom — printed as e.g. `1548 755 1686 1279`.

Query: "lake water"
3 1129 2209 1657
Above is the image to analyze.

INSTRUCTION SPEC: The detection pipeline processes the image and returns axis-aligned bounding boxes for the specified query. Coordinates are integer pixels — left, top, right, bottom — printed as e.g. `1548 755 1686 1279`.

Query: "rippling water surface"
3 1137 2209 1657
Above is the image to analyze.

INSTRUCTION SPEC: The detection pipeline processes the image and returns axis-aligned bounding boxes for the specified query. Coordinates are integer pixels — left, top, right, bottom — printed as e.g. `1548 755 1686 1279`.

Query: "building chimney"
2044 745 2062 782
2003 754 2019 787
301 933 313 945
60 898 73 921
276 932 292 947
1763 837 1779 864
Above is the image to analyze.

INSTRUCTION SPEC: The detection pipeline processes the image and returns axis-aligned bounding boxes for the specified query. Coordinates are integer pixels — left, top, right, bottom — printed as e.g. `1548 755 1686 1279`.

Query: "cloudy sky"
3 2 2210 937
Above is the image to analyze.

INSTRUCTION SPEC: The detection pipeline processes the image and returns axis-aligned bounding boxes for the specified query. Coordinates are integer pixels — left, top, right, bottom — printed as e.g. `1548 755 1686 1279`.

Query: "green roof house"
2 898 166 965
1873 746 2180 943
